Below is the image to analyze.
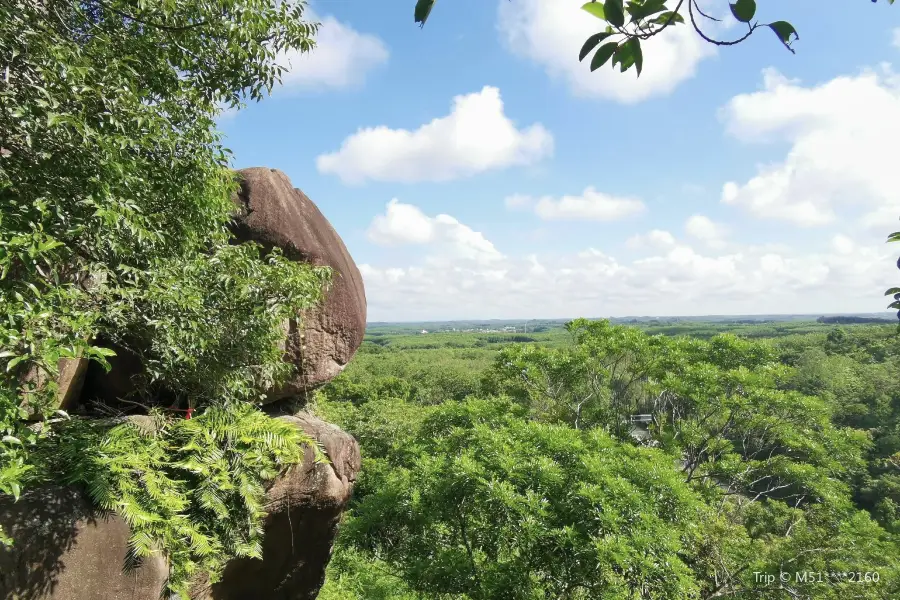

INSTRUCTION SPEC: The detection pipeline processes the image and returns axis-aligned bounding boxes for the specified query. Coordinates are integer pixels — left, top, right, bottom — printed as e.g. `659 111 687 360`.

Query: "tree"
0 0 329 589
415 0 895 76
343 396 711 599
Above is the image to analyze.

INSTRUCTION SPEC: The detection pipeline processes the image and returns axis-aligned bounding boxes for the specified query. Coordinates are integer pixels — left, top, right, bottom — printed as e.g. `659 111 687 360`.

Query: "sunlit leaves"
52 405 317 597
0 0 324 573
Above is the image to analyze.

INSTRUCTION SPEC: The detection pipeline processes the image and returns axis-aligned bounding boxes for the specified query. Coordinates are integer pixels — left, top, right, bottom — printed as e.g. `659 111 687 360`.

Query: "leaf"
650 11 685 25
581 2 606 20
1 435 22 445
768 21 798 53
613 43 635 72
91 346 118 357
5 355 26 372
626 37 643 76
887 231 900 242
627 0 667 22
414 0 436 28
729 0 756 23
579 32 615 61
591 42 618 71
885 288 900 296
604 0 625 28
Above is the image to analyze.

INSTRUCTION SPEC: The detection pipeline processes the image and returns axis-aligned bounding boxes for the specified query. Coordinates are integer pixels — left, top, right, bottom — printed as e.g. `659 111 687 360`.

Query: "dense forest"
316 320 900 599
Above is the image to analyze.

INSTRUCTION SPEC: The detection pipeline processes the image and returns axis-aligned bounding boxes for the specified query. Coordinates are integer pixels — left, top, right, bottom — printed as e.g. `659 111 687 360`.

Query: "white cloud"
497 0 715 103
276 12 388 91
359 229 896 321
892 27 900 49
367 200 504 265
316 86 553 184
685 215 728 248
367 199 435 245
511 187 645 221
626 229 677 250
719 67 900 230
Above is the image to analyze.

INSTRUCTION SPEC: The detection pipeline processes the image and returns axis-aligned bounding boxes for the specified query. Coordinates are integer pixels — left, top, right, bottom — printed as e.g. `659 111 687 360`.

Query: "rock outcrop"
0 412 360 600
78 168 366 408
231 167 367 400
2 169 365 599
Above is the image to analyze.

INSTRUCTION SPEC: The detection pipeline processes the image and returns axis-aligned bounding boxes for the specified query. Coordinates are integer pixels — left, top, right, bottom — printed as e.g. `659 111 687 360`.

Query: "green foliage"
344 397 709 599
0 0 325 565
320 320 900 599
38 404 320 597
415 1 896 77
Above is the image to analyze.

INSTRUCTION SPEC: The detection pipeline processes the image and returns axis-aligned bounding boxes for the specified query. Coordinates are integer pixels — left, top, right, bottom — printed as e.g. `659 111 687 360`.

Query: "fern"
41 403 321 598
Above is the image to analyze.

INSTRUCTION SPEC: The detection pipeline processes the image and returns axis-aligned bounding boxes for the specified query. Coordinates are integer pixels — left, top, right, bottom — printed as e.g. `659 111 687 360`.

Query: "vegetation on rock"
0 0 328 592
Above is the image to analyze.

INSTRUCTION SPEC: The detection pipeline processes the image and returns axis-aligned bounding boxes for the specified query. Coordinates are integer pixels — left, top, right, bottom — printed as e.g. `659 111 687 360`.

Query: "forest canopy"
318 321 900 599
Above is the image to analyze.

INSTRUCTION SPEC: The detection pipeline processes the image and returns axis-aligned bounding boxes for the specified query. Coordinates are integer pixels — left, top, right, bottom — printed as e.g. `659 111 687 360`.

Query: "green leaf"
627 0 667 22
591 42 618 71
605 0 625 28
626 37 643 76
650 11 685 25
613 43 635 72
768 20 798 53
581 2 606 20
414 0 437 28
5 355 26 372
729 0 756 23
885 288 900 296
1 436 22 445
579 32 615 61
887 231 900 242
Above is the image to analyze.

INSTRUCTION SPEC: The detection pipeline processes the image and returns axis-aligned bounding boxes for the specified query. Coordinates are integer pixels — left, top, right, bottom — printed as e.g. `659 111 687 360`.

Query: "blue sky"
219 0 900 321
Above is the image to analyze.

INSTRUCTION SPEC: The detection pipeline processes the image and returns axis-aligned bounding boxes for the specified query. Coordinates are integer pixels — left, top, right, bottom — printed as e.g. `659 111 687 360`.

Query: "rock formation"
1 170 366 599
78 167 366 408
231 167 367 400
0 412 360 600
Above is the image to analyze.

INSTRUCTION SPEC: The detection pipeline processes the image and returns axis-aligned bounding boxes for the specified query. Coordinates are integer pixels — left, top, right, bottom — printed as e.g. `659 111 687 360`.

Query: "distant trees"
318 321 900 599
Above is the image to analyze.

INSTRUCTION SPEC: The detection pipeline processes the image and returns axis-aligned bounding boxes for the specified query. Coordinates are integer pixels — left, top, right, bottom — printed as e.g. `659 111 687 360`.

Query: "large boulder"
0 413 360 600
197 412 361 600
76 168 366 409
231 167 367 400
0 486 168 600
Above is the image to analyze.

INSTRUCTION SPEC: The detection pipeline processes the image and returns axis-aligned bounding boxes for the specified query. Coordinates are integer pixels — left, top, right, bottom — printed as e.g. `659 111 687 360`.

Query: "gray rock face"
231 167 367 401
0 413 361 600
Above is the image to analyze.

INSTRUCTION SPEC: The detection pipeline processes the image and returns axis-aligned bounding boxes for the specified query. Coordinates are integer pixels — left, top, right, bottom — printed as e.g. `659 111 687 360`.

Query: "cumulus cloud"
359 230 895 321
276 11 388 91
685 215 728 248
316 86 553 184
497 0 715 103
367 200 504 264
508 187 645 221
719 67 900 229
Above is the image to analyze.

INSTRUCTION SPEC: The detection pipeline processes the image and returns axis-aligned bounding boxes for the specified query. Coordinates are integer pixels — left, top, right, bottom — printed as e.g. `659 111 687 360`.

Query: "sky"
219 0 900 322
